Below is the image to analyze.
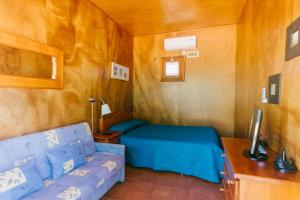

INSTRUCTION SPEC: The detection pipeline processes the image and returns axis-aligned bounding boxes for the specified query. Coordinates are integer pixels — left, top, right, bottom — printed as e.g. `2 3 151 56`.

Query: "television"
243 108 268 161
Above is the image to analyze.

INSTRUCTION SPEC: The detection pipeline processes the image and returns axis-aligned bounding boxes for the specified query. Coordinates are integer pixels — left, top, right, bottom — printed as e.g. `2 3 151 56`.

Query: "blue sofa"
0 122 125 200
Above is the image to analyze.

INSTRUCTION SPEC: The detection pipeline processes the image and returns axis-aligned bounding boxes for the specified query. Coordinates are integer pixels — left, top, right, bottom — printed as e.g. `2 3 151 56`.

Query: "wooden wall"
0 0 133 139
235 0 300 166
134 25 236 137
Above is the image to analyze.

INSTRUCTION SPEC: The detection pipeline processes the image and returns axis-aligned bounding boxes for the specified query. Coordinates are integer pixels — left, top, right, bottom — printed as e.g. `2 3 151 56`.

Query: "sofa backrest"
0 122 94 180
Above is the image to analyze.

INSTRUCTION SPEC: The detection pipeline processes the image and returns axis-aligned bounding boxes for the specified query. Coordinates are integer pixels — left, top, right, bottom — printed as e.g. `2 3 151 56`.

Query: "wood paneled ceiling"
90 0 247 36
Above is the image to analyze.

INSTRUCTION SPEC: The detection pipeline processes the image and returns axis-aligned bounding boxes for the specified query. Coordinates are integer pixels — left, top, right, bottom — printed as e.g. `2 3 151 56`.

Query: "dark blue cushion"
0 158 43 200
69 140 86 165
46 140 86 179
109 119 148 133
82 140 96 156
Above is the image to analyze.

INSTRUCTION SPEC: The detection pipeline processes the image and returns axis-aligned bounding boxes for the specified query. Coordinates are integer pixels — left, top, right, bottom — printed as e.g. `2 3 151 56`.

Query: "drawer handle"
227 180 235 185
219 187 225 192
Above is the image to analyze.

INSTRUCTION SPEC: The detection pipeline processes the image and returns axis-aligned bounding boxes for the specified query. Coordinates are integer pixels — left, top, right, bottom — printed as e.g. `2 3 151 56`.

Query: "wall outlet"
262 87 268 103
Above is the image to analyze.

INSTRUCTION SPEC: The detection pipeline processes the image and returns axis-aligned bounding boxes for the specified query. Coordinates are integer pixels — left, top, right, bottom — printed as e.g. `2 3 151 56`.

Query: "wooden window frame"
161 56 185 82
0 31 64 89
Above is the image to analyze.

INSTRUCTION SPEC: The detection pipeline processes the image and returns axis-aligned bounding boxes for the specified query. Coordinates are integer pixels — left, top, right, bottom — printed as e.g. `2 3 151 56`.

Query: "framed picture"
268 74 281 104
286 16 300 61
111 62 129 81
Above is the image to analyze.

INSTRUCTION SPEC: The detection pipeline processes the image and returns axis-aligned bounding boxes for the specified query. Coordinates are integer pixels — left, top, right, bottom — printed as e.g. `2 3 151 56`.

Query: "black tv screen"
248 109 263 156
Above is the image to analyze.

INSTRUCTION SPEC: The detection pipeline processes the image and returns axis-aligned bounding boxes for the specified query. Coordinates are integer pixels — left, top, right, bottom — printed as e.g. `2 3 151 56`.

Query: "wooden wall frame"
161 56 185 82
0 31 64 89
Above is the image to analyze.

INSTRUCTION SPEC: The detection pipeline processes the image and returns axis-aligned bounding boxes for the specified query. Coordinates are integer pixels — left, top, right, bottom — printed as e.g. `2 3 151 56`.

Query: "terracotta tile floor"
102 165 225 200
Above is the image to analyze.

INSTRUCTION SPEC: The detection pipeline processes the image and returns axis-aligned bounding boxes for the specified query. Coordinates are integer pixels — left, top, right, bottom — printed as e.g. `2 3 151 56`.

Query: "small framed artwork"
268 74 281 104
111 62 129 81
161 56 185 82
286 16 300 61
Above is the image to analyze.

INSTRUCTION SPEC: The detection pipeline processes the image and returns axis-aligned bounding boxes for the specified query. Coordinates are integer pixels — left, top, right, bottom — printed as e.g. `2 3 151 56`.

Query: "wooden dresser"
221 137 300 200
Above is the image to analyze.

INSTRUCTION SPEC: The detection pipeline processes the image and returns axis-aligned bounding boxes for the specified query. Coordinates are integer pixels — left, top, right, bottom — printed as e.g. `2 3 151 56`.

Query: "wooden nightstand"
93 131 121 144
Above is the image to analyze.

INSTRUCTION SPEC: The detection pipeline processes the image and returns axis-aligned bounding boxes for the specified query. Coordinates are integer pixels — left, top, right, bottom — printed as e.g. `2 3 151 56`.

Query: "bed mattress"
120 124 224 183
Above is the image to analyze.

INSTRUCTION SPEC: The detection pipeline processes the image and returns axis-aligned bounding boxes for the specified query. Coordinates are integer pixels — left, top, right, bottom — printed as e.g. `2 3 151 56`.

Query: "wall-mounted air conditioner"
164 36 196 51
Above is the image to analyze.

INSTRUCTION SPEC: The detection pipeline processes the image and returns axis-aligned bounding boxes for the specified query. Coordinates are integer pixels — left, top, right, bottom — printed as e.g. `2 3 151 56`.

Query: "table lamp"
100 98 111 116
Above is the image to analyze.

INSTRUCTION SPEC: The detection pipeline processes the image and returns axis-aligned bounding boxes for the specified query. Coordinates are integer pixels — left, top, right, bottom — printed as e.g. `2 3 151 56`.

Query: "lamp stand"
89 96 96 134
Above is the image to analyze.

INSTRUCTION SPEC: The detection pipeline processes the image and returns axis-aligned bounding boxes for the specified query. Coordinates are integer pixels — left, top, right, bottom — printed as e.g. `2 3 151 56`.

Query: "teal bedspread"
120 124 224 183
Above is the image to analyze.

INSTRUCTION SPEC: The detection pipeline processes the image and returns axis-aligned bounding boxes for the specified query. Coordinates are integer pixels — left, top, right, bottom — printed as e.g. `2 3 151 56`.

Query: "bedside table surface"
93 131 121 144
94 131 121 139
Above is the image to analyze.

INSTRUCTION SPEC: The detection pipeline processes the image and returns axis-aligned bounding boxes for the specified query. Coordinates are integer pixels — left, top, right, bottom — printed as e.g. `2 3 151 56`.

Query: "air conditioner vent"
164 36 196 51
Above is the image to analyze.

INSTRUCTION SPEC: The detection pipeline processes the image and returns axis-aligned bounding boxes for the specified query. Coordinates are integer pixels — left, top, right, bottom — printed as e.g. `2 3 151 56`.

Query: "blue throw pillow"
69 140 86 165
0 158 43 200
46 140 86 179
109 119 148 133
82 140 96 156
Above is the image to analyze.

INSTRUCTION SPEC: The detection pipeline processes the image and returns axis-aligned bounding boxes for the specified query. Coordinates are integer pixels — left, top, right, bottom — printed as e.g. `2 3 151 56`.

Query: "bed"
100 111 224 183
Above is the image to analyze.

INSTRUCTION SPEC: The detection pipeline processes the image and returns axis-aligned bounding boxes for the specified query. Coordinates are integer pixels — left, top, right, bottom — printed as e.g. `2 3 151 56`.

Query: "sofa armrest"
94 142 125 156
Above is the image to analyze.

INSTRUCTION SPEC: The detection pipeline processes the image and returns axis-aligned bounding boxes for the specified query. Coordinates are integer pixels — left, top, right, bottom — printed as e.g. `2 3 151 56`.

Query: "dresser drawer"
223 154 238 200
222 177 231 200
224 155 235 180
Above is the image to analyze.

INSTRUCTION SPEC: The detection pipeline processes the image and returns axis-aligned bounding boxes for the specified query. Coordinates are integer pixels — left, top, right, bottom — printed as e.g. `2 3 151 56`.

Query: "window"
165 61 180 76
161 56 185 82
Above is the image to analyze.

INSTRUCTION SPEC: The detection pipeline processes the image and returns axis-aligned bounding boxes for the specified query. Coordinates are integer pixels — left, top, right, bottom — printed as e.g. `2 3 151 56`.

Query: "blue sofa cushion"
24 152 125 200
60 123 96 157
0 158 43 200
0 122 95 180
109 119 148 133
46 141 86 179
